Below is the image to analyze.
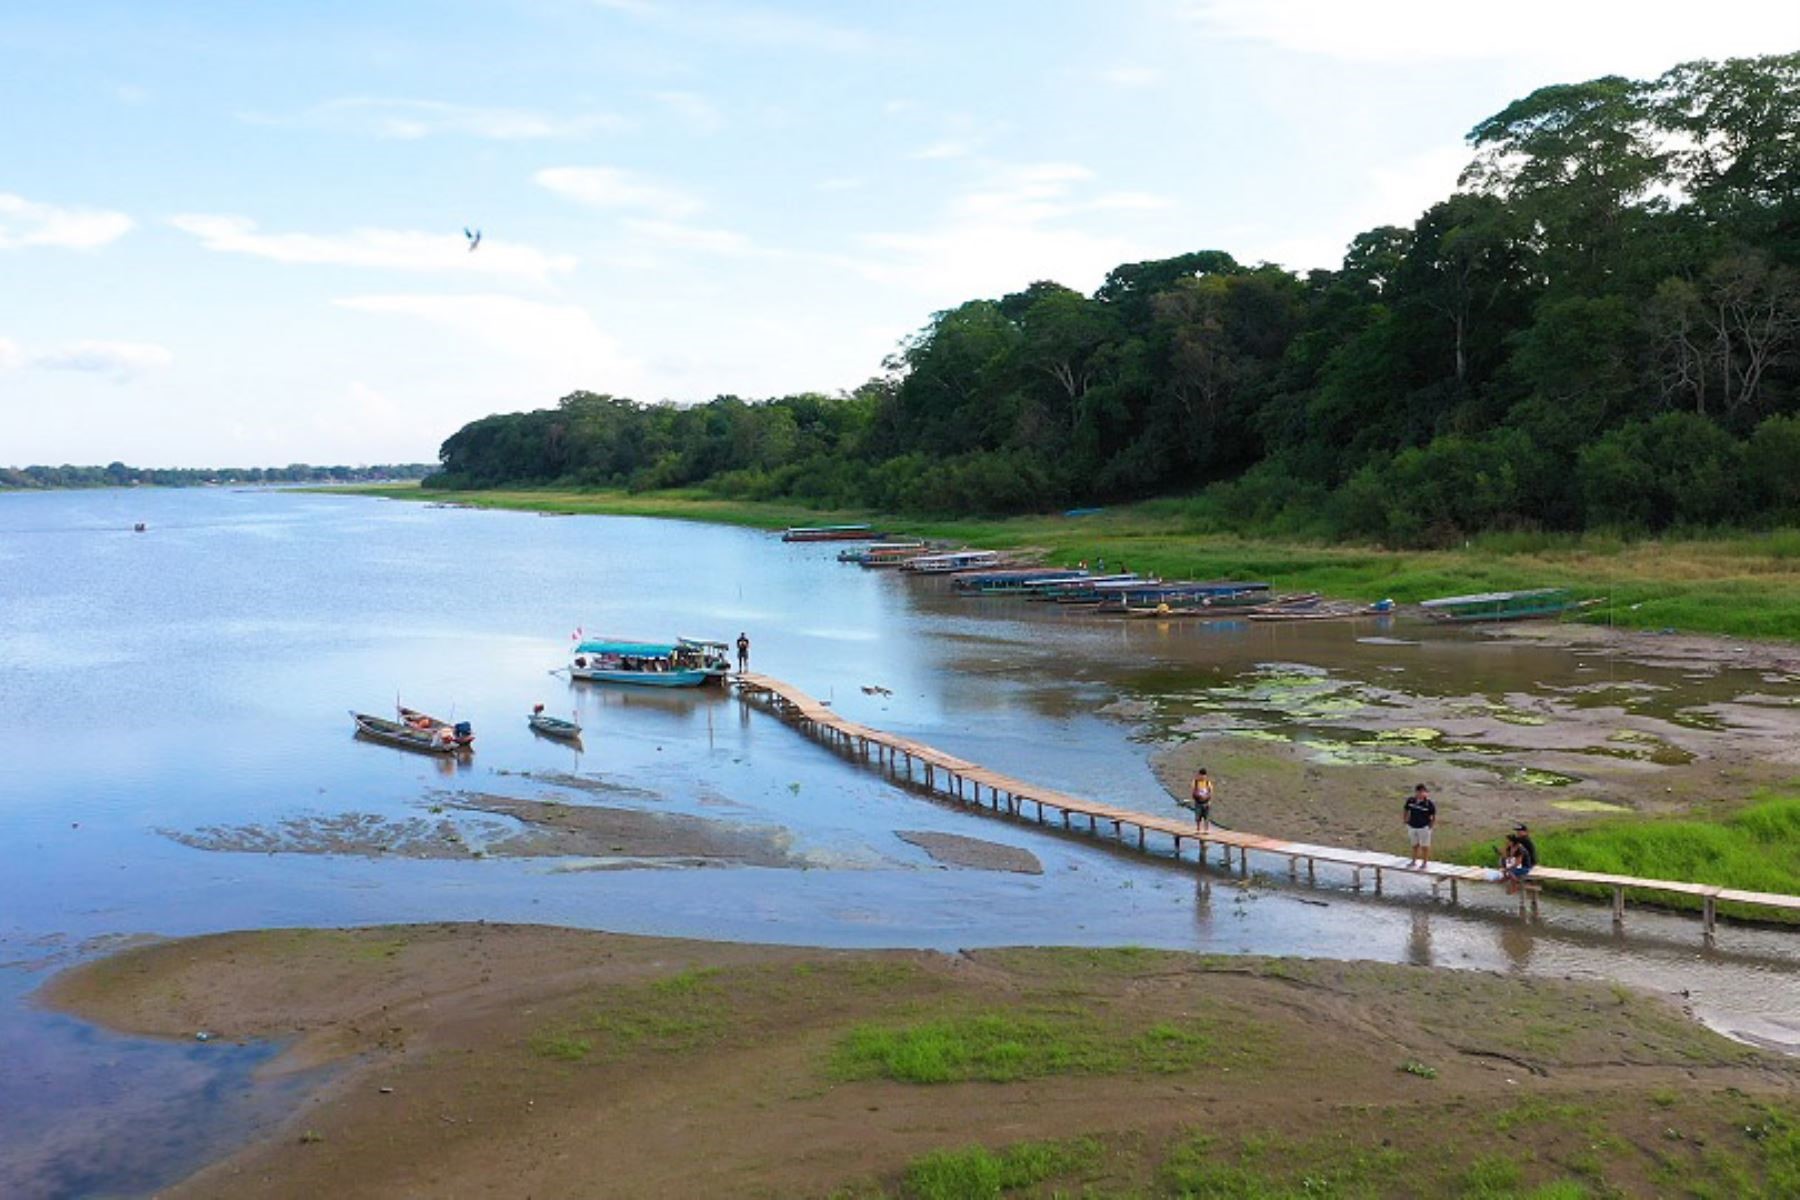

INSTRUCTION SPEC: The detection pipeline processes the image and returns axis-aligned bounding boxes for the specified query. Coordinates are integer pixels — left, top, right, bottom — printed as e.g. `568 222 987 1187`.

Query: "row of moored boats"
785 525 1595 624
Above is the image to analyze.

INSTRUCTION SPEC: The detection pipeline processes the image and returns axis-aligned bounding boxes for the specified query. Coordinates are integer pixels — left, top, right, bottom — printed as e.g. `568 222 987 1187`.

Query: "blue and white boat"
569 638 730 687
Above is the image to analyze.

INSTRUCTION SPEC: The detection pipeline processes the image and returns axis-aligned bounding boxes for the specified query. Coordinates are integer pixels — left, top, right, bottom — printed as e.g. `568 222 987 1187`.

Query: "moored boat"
782 524 879 542
351 711 468 754
528 704 583 741
837 540 926 564
1419 588 1589 623
569 638 730 687
899 549 1002 574
397 704 475 747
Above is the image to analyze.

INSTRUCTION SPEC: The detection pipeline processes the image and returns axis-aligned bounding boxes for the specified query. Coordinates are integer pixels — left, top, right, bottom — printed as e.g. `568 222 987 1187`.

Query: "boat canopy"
575 639 679 656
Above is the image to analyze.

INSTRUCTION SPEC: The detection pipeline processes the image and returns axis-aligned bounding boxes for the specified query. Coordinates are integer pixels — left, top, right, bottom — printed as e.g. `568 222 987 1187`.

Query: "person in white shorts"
1403 783 1436 867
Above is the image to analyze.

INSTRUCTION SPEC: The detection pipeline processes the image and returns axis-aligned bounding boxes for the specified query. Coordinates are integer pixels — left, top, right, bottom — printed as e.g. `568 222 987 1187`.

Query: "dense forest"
1 462 433 489
430 53 1800 545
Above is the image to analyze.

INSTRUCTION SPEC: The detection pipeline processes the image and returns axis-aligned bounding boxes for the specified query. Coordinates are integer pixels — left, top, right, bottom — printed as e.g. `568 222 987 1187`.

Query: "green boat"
1419 588 1590 623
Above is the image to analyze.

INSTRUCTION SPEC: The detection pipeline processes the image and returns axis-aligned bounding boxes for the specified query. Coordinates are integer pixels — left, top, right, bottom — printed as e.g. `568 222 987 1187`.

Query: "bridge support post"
1611 886 1625 925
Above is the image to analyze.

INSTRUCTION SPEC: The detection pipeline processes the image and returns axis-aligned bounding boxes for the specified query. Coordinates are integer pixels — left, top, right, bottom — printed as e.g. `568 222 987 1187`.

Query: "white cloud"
817 176 866 192
593 0 873 53
623 218 763 257
910 139 979 161
1180 0 1800 74
651 90 724 133
0 192 134 251
262 96 628 140
841 162 1169 299
535 166 704 219
168 214 575 282
1100 65 1164 87
1249 143 1469 270
334 293 639 386
0 336 173 380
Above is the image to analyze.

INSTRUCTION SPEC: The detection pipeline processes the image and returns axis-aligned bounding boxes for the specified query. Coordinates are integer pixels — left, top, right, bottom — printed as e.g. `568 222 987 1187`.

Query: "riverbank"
41 923 1800 1198
338 485 1800 641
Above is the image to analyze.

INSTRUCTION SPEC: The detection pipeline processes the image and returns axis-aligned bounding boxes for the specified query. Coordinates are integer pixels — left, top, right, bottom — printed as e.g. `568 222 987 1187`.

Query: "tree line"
2 462 433 489
430 53 1800 545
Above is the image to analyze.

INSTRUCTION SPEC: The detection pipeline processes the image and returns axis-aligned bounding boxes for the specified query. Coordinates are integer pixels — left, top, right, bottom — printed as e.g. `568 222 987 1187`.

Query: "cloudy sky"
3 1 1796 467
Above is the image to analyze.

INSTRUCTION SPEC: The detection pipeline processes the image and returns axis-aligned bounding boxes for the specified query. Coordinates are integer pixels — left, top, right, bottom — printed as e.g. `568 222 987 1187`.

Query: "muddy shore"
38 923 1800 1198
1147 621 1800 855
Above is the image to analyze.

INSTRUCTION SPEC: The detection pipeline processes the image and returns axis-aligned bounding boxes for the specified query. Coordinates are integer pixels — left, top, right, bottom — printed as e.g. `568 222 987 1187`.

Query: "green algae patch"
1552 798 1635 814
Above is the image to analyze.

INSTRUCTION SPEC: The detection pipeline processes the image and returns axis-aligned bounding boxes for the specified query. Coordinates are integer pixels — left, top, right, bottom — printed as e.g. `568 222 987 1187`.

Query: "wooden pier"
732 673 1800 937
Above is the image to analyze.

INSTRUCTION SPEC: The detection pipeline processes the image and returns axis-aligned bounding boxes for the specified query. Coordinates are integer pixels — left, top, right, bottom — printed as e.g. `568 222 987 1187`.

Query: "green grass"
1458 792 1800 920
830 1010 1223 1084
331 484 1800 642
901 1137 1103 1199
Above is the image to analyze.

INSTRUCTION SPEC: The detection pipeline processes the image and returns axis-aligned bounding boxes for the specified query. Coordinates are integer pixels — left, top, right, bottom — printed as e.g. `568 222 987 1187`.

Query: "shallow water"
2 488 1797 1196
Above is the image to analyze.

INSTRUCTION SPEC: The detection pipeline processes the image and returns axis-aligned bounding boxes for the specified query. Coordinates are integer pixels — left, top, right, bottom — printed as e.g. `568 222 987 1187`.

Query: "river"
2 487 1796 1197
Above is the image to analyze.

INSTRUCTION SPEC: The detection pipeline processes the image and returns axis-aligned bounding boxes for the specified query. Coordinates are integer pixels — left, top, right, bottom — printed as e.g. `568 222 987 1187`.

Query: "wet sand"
895 830 1043 873
164 793 803 868
39 923 1800 1198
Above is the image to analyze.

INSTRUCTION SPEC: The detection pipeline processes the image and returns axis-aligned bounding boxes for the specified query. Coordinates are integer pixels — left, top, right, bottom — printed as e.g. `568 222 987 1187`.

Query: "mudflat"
42 923 1800 1198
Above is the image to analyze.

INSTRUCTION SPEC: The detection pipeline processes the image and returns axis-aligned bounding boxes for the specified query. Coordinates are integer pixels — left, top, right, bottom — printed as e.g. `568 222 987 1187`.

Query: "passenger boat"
1118 590 1312 618
899 549 1003 574
351 711 468 755
781 524 879 542
951 567 1084 595
1419 588 1590 623
528 705 583 741
396 704 475 747
837 541 925 564
569 638 730 687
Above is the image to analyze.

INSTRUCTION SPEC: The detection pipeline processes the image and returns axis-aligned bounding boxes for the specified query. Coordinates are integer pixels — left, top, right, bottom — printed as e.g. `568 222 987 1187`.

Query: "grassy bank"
1458 793 1800 920
337 484 1800 641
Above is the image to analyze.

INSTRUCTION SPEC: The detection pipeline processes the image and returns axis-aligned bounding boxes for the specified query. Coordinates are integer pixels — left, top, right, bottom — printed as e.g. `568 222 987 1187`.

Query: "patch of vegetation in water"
1298 738 1422 768
1667 708 1728 731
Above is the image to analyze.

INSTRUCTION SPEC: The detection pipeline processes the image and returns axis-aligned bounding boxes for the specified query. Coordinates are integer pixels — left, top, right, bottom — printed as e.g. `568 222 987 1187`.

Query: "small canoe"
397 704 475 747
528 712 584 741
352 711 468 755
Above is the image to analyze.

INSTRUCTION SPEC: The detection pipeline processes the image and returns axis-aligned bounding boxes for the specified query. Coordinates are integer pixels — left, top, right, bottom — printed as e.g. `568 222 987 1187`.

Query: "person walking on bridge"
736 631 750 673
1404 783 1437 867
1188 768 1214 833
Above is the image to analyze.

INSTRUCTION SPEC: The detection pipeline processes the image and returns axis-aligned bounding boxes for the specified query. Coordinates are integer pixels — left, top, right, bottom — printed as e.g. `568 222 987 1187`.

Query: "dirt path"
40 924 1800 1198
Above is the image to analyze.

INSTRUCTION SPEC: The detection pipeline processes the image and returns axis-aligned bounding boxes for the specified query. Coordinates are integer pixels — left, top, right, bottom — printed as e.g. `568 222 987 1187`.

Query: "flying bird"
464 227 482 252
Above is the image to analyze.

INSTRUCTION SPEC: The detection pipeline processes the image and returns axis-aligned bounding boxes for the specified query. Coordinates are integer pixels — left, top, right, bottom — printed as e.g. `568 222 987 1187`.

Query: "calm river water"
2 488 1797 1197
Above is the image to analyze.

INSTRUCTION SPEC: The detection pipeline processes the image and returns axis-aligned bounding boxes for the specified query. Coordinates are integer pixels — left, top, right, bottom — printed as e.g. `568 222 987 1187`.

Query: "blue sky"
3 0 1797 467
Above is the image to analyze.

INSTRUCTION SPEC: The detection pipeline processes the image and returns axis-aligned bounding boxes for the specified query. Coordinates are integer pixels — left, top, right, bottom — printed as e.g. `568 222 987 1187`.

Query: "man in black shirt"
1403 784 1437 867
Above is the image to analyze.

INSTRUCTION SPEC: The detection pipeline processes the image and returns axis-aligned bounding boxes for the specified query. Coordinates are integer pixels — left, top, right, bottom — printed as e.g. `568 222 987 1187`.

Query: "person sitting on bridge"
1502 823 1537 893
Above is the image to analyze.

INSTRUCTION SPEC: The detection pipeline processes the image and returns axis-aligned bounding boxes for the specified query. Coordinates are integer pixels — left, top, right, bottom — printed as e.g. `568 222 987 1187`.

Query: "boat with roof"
1419 588 1594 623
781 524 879 543
568 637 730 687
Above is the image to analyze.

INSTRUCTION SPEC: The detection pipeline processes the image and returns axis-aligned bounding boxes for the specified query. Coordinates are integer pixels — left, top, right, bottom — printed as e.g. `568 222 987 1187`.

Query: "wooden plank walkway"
732 673 1800 938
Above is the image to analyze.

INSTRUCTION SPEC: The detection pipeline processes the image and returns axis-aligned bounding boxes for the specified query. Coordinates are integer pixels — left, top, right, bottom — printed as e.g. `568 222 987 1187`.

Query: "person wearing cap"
1403 783 1436 867
1504 822 1537 892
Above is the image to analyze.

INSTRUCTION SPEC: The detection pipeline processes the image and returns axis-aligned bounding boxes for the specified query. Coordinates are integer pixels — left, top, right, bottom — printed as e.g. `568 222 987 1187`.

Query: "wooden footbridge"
732 673 1800 938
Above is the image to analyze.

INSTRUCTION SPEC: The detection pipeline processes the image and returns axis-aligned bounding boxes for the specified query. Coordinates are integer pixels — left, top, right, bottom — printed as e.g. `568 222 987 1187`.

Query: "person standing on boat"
1189 768 1213 833
736 631 750 672
1404 783 1437 867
